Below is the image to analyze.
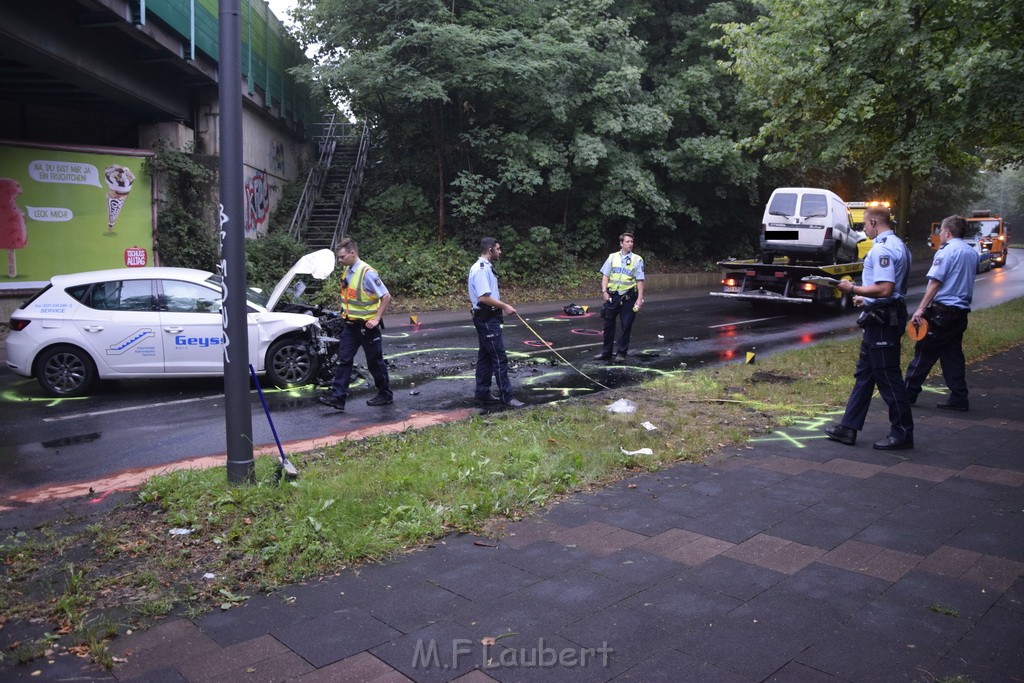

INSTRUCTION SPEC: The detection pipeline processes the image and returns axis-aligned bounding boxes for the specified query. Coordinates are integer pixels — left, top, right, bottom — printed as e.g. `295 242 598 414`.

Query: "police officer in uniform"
904 215 979 411
468 237 524 408
825 206 914 450
318 238 393 411
594 232 645 363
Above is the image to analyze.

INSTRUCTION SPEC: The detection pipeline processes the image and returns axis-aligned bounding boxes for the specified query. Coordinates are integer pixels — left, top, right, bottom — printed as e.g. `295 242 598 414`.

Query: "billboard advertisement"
0 142 154 291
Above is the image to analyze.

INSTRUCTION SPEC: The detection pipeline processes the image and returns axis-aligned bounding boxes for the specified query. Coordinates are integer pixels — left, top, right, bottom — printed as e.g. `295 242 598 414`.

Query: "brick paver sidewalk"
16 348 1024 682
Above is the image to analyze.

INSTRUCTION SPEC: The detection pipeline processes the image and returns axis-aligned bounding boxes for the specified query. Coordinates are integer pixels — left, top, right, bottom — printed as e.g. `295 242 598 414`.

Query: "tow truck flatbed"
710 257 863 308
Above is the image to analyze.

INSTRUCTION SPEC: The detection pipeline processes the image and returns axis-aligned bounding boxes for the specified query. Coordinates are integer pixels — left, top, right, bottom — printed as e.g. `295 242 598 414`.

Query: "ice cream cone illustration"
0 178 27 278
104 165 136 235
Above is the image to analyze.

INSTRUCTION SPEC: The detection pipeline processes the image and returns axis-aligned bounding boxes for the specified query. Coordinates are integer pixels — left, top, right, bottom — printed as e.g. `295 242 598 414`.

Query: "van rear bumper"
759 239 834 254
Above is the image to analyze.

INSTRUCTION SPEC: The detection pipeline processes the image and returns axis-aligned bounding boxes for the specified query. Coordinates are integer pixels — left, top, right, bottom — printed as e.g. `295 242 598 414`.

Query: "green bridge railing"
136 0 317 137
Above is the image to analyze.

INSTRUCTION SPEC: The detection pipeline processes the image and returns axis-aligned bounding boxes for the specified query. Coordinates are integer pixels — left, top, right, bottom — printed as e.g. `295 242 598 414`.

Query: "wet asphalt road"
2 250 1022 499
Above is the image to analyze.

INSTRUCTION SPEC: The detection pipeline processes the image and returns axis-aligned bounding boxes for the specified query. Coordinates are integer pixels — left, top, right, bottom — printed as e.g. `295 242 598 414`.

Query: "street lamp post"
219 0 254 484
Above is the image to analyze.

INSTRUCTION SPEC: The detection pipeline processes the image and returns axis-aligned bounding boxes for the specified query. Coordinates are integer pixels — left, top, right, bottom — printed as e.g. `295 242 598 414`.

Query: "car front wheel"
265 337 319 388
36 345 98 397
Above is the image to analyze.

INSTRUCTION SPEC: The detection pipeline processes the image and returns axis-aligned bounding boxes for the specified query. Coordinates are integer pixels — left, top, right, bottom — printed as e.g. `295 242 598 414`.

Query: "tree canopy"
718 0 1024 238
293 0 765 265
288 0 1023 272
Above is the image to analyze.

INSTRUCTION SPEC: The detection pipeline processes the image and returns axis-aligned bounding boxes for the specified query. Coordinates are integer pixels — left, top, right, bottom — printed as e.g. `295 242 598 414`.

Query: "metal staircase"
288 115 370 252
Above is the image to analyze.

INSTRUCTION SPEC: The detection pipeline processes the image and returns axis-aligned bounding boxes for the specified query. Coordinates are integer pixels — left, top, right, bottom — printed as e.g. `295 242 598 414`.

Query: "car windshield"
800 193 828 218
204 275 271 308
966 220 1000 239
769 193 798 217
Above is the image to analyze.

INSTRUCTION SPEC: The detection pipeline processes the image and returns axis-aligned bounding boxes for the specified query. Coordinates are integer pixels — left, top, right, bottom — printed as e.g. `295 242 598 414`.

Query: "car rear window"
768 193 798 216
78 280 157 311
801 193 828 218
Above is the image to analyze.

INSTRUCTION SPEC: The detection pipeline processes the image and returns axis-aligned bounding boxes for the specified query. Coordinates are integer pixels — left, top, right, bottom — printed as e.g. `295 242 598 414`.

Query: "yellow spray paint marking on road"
530 387 595 397
385 346 477 360
748 411 843 449
1 390 78 407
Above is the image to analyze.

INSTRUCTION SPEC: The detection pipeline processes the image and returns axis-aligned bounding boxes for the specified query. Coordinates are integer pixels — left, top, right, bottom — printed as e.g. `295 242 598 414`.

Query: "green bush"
245 232 309 294
144 145 219 271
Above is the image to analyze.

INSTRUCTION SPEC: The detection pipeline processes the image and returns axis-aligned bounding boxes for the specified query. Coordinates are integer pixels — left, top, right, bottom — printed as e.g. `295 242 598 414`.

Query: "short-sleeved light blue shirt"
928 238 977 310
600 251 645 282
862 230 910 307
468 257 499 309
348 259 389 298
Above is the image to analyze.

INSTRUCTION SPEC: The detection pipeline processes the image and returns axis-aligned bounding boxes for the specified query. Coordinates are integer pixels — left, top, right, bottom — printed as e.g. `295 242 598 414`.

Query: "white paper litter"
168 528 193 536
621 447 654 456
641 421 657 431
606 398 637 413
203 573 216 580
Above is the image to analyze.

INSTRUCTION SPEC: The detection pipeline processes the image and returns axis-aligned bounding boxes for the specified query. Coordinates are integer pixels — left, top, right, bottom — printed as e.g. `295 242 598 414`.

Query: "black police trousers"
840 313 914 441
905 306 969 407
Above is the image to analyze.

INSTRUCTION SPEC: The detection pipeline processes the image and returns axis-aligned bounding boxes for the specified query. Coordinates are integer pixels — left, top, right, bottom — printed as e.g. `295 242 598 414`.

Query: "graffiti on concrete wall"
244 170 271 237
269 139 285 174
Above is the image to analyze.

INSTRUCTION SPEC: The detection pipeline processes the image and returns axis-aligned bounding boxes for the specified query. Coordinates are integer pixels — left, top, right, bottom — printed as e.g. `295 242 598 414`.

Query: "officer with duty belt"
825 206 914 450
594 232 645 363
318 238 393 412
904 214 979 411
468 237 523 408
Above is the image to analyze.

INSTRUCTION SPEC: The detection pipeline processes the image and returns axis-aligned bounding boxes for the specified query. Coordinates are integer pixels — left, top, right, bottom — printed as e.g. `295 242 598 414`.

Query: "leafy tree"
719 0 1024 240
144 145 218 270
295 0 766 267
974 165 1024 230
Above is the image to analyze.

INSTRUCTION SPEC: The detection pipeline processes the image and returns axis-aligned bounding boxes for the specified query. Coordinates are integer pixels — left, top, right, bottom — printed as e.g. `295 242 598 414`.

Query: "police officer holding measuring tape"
825 206 914 450
468 237 524 408
904 214 978 411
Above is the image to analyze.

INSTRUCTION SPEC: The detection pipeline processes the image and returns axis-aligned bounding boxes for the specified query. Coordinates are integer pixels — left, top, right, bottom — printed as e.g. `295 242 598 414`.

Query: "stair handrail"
329 121 371 251
287 111 340 240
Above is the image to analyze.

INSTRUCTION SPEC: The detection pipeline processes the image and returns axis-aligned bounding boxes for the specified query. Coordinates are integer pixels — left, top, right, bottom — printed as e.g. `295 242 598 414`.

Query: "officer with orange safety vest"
318 238 393 411
594 232 645 363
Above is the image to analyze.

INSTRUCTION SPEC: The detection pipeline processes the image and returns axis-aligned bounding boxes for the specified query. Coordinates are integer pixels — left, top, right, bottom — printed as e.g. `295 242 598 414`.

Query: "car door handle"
82 325 104 332
164 326 184 333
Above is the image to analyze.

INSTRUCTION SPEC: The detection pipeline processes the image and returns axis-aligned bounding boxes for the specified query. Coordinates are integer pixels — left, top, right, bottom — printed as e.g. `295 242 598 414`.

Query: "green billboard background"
0 143 153 290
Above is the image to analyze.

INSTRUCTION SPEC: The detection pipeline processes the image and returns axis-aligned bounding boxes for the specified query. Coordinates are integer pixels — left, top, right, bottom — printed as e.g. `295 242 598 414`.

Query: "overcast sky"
266 0 297 25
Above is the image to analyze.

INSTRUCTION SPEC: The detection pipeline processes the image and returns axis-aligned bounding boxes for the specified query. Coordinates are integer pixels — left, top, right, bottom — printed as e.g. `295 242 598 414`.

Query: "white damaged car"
5 250 336 397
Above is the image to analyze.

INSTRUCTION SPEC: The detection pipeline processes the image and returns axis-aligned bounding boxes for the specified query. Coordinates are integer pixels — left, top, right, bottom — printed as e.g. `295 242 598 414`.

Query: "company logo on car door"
107 329 156 355
174 335 225 348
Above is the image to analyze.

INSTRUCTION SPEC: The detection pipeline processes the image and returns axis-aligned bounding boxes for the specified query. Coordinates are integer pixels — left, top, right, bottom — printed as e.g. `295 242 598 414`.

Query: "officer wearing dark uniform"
905 215 979 411
594 232 645 363
468 237 523 408
318 238 393 411
825 206 914 450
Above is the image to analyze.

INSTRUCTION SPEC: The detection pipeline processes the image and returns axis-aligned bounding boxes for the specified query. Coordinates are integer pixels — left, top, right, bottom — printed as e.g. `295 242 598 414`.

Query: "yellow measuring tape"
515 313 612 391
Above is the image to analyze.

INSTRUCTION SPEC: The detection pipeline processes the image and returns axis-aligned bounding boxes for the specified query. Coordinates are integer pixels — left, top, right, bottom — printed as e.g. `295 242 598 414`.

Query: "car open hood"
265 249 337 311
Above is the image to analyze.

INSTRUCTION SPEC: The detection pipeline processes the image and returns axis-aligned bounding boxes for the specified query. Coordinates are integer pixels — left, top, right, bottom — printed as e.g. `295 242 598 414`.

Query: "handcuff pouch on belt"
602 288 637 318
923 302 965 328
472 305 503 322
856 302 906 329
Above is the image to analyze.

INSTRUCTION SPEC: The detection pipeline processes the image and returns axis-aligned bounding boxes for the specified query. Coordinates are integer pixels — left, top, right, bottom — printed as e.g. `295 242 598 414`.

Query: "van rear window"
801 193 828 218
768 193 798 216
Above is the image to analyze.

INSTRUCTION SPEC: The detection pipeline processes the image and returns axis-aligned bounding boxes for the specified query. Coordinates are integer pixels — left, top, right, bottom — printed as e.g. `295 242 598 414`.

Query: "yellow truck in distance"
846 200 893 261
929 210 1009 268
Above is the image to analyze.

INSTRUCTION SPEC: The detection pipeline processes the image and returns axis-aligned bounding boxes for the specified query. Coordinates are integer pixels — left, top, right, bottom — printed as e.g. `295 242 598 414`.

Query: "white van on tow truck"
760 187 859 265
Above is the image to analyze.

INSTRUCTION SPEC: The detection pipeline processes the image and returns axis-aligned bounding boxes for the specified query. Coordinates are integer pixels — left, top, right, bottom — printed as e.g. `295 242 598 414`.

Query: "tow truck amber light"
801 282 816 292
9 319 30 331
723 277 738 287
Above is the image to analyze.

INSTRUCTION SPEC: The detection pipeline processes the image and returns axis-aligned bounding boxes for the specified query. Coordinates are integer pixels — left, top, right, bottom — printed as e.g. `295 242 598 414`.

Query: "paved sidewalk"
14 347 1024 681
